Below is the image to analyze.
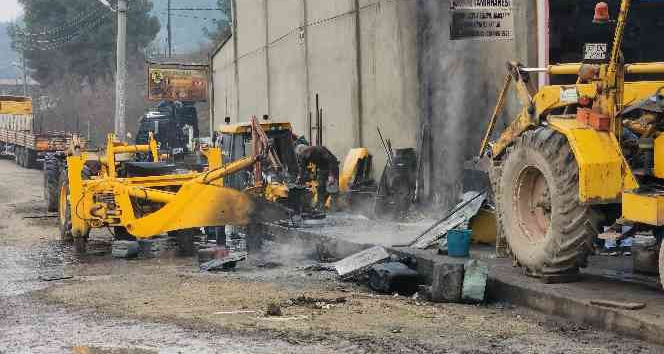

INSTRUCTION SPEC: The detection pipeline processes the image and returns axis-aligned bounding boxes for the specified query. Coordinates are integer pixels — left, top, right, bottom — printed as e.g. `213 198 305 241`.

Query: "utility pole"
167 0 172 57
114 0 127 139
21 51 28 96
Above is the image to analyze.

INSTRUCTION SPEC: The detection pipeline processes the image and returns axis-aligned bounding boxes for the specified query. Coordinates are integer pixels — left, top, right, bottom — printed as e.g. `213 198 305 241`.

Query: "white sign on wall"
450 0 514 41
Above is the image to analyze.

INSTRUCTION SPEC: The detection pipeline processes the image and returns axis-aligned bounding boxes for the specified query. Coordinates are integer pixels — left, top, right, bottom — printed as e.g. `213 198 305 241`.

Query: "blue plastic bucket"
447 229 472 257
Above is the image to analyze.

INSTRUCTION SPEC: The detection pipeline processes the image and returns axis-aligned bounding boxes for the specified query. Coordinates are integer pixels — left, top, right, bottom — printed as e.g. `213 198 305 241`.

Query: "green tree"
7 0 160 143
10 0 160 86
203 0 231 44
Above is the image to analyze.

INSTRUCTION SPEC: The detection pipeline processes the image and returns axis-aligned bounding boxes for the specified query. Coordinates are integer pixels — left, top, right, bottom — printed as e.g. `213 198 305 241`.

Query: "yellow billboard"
148 64 209 102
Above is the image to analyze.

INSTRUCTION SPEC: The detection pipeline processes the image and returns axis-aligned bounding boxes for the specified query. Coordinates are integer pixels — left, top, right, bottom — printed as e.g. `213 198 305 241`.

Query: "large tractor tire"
58 168 89 250
25 148 37 169
497 127 599 276
660 242 664 289
43 154 61 212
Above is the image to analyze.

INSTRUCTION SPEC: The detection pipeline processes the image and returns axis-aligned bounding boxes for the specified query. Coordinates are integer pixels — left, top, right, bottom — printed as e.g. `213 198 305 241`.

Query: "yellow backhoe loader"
481 0 664 285
58 117 288 251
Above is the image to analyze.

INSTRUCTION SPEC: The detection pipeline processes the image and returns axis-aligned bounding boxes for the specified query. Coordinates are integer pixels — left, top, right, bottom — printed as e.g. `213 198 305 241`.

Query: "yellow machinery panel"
622 191 664 226
339 148 370 193
0 96 32 115
549 117 638 203
654 134 664 179
469 208 497 244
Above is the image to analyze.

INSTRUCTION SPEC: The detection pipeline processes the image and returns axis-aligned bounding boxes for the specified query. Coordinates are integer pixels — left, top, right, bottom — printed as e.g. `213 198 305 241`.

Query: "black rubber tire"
58 168 90 246
43 154 61 212
660 241 664 289
58 168 74 242
489 164 510 258
25 149 37 169
15 146 22 167
497 127 599 276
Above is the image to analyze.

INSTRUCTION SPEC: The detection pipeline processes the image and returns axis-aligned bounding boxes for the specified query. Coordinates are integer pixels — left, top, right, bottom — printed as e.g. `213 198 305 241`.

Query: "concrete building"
210 0 661 206
211 0 421 176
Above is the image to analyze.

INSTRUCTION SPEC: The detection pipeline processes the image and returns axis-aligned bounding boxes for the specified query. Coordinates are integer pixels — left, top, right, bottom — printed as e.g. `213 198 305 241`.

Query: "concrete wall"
416 0 537 205
359 0 420 172
211 0 537 207
211 37 236 128
211 0 421 174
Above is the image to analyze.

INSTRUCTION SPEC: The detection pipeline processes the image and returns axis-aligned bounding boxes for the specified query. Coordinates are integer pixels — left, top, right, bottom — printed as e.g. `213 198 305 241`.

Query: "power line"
170 8 223 11
13 6 112 51
158 11 218 21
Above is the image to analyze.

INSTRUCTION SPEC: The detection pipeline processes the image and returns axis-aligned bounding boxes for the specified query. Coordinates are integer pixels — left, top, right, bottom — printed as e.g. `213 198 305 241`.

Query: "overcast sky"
0 0 23 22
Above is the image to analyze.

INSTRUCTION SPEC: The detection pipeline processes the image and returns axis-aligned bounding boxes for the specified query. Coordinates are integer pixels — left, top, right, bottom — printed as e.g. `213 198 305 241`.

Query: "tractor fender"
547 117 638 204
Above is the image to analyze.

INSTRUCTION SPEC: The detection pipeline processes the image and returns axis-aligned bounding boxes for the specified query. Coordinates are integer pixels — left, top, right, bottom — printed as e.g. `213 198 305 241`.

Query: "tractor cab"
217 121 299 190
136 101 199 158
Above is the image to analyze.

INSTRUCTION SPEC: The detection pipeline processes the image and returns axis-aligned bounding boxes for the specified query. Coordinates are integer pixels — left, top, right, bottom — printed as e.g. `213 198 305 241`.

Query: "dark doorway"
549 0 664 82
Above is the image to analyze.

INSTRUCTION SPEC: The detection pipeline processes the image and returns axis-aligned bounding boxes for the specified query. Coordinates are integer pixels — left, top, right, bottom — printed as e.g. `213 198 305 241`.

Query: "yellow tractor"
481 0 664 284
216 119 375 216
58 117 288 251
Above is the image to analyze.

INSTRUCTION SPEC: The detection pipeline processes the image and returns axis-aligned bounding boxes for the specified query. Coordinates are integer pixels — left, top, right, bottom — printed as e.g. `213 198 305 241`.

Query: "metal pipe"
112 145 152 154
114 0 127 140
195 155 257 184
625 63 664 75
521 62 664 76
547 64 582 75
536 0 550 88
128 187 176 204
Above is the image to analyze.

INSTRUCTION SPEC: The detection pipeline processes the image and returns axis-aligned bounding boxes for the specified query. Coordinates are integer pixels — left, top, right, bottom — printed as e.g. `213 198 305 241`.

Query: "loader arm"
65 121 289 240
480 63 536 158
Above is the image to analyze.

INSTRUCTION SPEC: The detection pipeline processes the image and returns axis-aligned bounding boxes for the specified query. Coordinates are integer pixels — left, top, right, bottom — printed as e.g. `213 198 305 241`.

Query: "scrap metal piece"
409 191 486 249
200 251 247 271
333 246 390 277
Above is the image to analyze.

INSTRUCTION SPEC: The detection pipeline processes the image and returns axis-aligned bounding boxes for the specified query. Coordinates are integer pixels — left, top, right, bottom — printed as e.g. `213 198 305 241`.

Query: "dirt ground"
0 158 662 353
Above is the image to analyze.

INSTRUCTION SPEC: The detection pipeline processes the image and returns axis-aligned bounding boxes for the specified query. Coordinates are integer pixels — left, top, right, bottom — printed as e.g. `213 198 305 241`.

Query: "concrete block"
138 239 160 258
112 241 140 259
462 259 489 303
430 262 464 302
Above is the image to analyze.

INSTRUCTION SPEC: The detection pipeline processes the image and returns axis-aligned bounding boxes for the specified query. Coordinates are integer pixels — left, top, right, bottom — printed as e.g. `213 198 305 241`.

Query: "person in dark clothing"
294 144 340 210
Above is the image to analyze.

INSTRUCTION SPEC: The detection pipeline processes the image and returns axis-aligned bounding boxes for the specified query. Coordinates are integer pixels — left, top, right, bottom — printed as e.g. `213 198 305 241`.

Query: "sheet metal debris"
333 246 391 277
200 251 247 271
409 191 487 249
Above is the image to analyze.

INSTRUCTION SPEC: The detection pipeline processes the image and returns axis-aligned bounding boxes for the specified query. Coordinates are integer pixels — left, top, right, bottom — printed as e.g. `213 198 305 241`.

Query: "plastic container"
447 229 472 257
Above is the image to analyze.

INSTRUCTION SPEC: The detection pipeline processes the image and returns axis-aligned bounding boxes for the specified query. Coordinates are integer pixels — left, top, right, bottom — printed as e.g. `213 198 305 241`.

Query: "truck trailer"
0 95 83 169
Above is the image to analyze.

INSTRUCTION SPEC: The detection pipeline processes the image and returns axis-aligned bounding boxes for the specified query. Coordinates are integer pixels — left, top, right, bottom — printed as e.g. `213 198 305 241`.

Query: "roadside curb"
261 222 664 346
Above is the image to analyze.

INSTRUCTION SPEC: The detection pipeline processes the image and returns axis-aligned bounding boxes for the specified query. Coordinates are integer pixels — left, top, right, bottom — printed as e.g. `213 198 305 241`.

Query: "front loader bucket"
124 183 287 239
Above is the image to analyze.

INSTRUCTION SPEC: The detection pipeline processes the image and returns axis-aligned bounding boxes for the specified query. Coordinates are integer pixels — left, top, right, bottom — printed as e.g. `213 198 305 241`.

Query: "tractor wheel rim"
515 166 551 243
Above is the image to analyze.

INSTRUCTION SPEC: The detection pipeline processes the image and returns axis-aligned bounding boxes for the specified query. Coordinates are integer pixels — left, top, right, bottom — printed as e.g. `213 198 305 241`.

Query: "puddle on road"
0 239 111 297
73 346 157 354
